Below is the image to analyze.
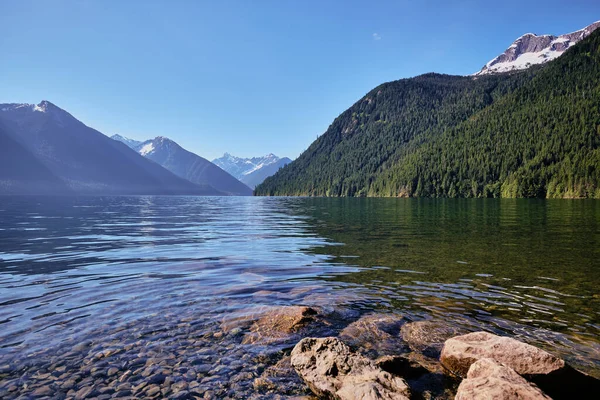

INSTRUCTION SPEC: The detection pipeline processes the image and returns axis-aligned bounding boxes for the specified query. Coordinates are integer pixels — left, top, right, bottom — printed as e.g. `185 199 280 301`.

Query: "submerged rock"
290 337 410 400
242 306 319 345
339 313 407 358
220 305 273 334
455 358 550 400
440 331 564 377
400 320 466 359
253 355 311 396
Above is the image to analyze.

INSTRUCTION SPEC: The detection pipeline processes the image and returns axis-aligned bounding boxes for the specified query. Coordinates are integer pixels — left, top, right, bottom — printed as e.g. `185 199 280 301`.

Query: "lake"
0 196 598 398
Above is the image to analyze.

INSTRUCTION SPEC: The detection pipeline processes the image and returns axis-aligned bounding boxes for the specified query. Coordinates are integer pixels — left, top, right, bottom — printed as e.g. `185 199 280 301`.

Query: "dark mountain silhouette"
0 121 71 195
0 101 221 195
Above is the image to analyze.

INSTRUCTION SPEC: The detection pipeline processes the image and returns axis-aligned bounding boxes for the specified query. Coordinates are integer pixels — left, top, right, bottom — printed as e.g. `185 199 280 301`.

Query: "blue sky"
1 1 599 160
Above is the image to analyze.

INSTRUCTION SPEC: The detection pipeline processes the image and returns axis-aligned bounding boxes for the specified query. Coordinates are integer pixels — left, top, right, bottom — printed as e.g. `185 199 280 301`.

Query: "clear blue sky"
1 1 599 160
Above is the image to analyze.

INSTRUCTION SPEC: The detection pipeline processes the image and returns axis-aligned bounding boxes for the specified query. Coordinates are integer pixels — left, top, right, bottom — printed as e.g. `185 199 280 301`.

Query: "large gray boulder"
455 358 551 399
440 331 564 377
291 337 411 400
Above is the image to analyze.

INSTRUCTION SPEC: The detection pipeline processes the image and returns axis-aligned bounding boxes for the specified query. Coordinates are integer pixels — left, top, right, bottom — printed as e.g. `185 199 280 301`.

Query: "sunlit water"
0 196 598 397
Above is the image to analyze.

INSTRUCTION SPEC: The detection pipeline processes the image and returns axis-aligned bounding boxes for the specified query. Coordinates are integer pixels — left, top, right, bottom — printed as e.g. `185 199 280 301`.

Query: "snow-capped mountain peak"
110 134 143 149
111 134 252 195
475 20 600 75
212 153 292 189
33 101 49 113
0 100 76 128
1 100 56 114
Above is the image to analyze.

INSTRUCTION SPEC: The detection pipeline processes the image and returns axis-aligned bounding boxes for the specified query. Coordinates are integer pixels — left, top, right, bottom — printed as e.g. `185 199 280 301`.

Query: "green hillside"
256 30 600 198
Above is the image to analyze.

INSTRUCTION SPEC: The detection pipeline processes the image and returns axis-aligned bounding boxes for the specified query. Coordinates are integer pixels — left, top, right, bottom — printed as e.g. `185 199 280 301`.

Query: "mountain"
256 28 600 199
475 20 600 75
0 120 71 195
111 134 142 149
112 136 252 196
212 153 292 189
0 101 221 195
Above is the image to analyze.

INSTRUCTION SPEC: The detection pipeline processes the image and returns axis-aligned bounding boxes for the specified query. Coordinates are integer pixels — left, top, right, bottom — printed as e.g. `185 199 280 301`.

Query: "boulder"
441 332 600 399
400 321 465 358
241 306 318 345
440 331 564 377
291 337 411 400
339 313 407 358
455 358 551 400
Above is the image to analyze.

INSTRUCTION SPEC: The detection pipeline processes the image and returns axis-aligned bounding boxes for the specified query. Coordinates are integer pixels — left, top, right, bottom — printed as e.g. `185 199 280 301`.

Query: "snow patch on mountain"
475 20 600 75
139 142 155 156
1 101 50 113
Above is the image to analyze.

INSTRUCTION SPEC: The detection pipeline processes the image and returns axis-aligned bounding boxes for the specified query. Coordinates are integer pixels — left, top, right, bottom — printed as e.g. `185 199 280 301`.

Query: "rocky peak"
0 100 74 128
34 100 53 113
1 100 57 114
475 20 600 75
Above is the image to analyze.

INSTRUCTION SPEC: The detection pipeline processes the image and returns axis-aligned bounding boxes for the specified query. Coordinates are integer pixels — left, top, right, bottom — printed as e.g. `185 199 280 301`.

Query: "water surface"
0 196 598 397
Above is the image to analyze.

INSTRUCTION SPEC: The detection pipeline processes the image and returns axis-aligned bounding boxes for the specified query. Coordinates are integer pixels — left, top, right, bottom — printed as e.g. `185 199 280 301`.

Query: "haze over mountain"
0 120 71 195
212 153 292 189
256 27 600 199
112 136 252 196
475 20 600 75
0 102 221 196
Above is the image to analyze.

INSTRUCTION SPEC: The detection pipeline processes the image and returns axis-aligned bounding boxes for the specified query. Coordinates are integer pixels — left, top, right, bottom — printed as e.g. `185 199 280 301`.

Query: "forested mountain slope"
256 29 600 198
371 28 600 198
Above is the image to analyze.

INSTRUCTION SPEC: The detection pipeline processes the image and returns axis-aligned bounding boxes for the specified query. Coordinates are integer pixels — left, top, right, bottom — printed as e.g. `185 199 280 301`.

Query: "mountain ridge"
475 20 600 75
212 153 292 189
0 101 222 196
111 135 253 196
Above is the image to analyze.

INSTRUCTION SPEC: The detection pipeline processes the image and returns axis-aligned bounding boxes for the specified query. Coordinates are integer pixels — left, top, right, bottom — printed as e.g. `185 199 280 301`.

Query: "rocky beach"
1 302 598 399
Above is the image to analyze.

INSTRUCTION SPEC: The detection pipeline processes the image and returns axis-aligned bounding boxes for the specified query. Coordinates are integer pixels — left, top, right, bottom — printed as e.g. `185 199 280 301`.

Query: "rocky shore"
0 305 598 399
285 308 600 399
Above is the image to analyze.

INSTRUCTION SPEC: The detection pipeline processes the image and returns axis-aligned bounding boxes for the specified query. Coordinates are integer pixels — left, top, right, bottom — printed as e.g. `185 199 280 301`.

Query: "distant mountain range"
111 136 252 196
0 101 220 196
475 20 600 75
256 24 600 199
212 153 292 189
